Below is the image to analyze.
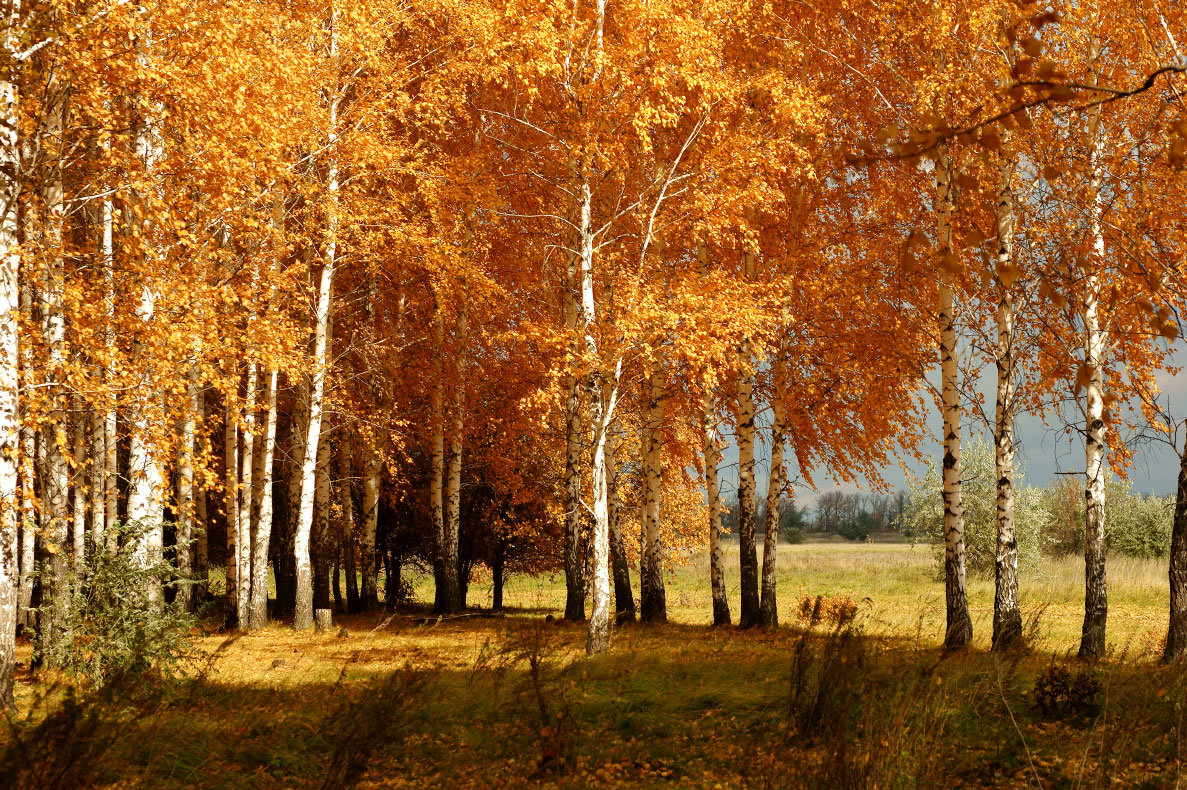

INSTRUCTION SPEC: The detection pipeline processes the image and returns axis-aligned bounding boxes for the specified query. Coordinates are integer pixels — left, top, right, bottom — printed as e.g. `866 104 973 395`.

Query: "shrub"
906 435 1048 576
1041 474 1173 559
1033 663 1101 719
34 521 203 687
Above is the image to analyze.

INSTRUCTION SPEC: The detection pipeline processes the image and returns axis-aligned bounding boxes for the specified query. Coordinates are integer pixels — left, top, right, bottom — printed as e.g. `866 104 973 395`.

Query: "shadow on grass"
4 612 1187 788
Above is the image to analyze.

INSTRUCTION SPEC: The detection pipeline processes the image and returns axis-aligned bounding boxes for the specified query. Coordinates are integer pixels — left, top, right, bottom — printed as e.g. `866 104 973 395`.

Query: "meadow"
4 538 1185 788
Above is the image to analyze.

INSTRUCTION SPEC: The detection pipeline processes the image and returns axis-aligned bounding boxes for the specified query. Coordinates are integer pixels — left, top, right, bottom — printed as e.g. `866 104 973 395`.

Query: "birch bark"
39 84 71 652
992 135 1022 650
639 360 666 622
936 140 972 650
703 389 729 626
442 312 466 611
248 365 278 628
0 7 22 703
581 176 618 655
128 31 166 608
176 362 199 612
562 251 585 621
735 247 759 627
224 388 241 627
759 381 786 629
294 10 339 629
606 427 634 622
1079 85 1109 660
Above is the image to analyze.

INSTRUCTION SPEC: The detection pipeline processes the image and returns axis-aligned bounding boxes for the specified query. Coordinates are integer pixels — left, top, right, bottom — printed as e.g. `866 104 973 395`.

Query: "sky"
714 342 1186 510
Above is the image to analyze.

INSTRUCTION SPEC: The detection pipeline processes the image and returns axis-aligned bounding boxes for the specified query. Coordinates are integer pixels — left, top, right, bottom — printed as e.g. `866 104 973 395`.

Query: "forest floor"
5 540 1187 788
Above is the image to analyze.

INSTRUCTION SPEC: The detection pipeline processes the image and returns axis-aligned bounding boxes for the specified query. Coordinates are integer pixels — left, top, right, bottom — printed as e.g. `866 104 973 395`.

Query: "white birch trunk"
248 366 278 628
606 427 635 622
194 385 208 596
89 397 105 551
639 359 666 623
40 85 71 650
562 251 585 621
237 360 257 628
16 282 33 630
1079 91 1108 660
360 445 380 610
759 383 786 629
313 416 331 609
128 34 166 608
936 140 972 649
580 177 617 655
71 406 87 596
294 12 339 629
0 14 22 702
102 196 117 552
176 362 198 612
430 298 460 611
702 386 729 626
444 315 466 610
735 325 759 626
992 135 1021 650
224 389 241 627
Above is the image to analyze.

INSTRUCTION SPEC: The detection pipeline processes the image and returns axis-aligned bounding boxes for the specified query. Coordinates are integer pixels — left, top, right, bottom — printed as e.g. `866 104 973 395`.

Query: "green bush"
1040 473 1173 559
906 436 1048 576
34 521 203 687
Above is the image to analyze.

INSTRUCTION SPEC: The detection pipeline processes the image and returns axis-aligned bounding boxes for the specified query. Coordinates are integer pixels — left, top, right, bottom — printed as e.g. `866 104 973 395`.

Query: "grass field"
5 539 1186 788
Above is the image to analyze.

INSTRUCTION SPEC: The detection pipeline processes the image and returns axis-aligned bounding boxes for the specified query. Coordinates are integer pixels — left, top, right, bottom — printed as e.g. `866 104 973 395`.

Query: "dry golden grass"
5 538 1183 788
425 538 1172 658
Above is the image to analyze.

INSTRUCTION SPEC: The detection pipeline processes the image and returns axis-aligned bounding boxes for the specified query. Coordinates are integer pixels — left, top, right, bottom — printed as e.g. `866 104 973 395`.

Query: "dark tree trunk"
313 547 331 612
492 549 504 611
332 544 344 614
345 539 360 614
1165 440 1187 662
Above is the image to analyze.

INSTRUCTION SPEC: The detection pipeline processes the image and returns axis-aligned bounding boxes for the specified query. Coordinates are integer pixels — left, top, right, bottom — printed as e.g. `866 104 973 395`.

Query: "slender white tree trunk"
128 34 166 608
71 405 87 596
294 13 339 629
313 415 332 609
224 388 241 627
760 379 786 629
936 140 972 650
16 280 33 630
735 326 759 626
236 360 257 628
992 135 1021 651
429 299 454 611
176 361 199 612
581 178 618 655
194 385 209 596
338 435 358 612
606 427 634 622
359 446 380 610
562 252 585 621
40 85 71 650
248 366 278 628
640 359 666 622
444 313 466 610
248 191 283 626
1080 93 1108 660
89 397 105 551
0 14 22 703
702 385 729 626
102 196 117 552
294 252 333 631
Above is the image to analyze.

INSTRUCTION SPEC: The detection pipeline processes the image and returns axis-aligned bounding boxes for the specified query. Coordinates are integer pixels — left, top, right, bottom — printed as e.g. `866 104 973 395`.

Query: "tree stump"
314 608 333 633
